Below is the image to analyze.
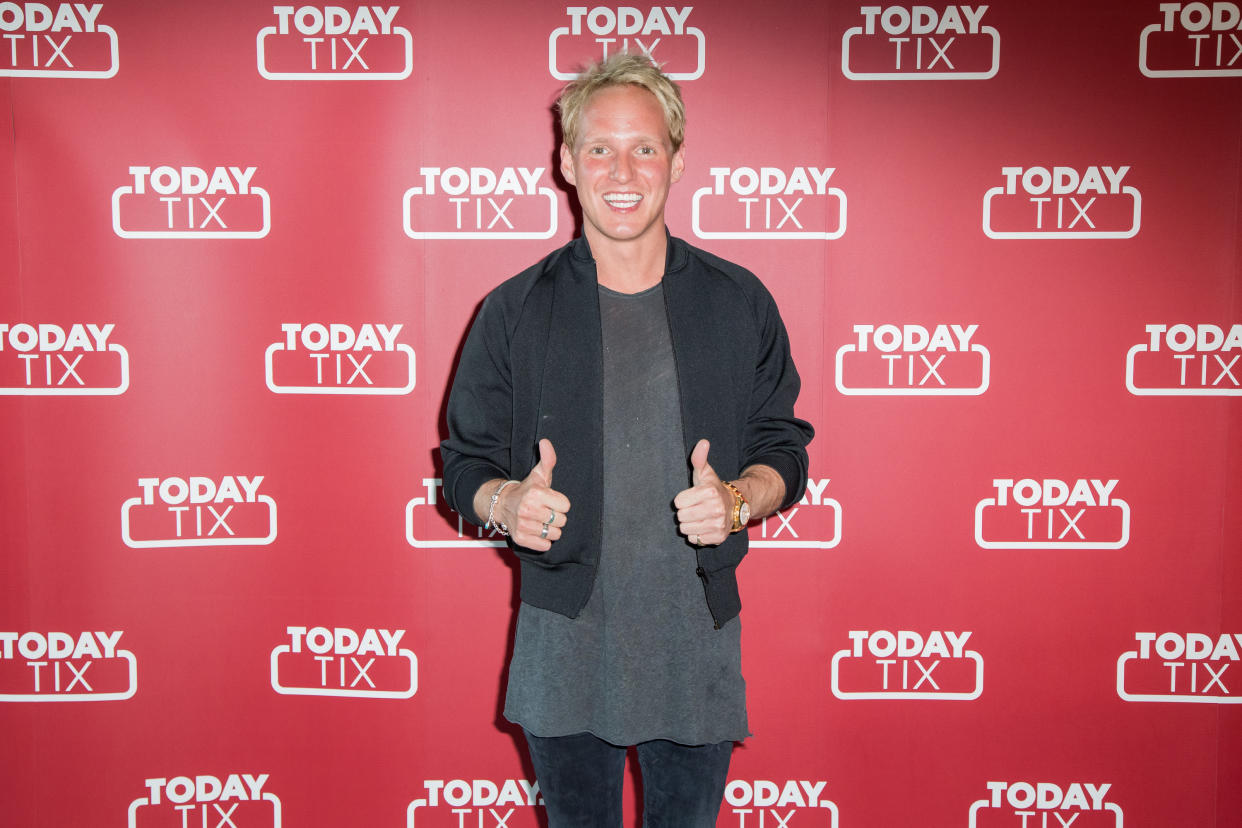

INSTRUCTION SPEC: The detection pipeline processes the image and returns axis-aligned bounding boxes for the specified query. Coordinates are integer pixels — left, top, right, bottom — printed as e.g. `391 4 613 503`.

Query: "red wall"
2 1 1240 825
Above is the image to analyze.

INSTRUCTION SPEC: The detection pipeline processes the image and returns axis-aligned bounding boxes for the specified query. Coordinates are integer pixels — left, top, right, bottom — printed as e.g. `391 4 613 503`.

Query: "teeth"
604 194 642 206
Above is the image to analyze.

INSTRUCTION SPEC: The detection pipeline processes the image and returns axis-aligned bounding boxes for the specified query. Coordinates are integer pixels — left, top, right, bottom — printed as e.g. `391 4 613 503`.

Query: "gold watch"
722 481 750 533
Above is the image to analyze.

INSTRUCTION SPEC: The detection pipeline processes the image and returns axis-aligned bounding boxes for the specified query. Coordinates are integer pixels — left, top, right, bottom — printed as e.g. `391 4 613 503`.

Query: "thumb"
690 438 717 485
531 438 556 485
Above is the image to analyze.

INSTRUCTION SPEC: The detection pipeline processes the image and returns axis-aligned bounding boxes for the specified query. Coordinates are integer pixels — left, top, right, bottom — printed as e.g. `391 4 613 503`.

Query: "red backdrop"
2 1 1240 826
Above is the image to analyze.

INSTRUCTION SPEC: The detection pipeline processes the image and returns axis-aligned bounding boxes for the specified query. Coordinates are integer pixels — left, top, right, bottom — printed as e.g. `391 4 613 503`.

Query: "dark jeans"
523 729 733 827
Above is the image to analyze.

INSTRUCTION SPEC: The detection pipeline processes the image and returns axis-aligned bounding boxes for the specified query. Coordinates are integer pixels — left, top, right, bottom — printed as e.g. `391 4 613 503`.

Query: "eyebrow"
579 133 668 146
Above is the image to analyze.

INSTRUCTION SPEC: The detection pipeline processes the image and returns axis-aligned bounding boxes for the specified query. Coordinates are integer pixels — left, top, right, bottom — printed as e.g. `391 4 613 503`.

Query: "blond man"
442 53 812 826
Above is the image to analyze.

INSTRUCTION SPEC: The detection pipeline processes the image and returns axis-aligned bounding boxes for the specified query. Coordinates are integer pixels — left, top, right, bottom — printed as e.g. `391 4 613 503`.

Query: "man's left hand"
673 439 733 547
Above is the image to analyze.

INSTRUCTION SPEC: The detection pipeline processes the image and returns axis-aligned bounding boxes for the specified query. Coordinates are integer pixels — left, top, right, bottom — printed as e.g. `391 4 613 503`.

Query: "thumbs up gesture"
673 439 733 547
498 438 571 551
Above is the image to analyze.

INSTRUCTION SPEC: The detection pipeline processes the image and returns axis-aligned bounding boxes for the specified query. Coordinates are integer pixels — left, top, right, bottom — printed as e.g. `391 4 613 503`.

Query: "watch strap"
722 480 748 533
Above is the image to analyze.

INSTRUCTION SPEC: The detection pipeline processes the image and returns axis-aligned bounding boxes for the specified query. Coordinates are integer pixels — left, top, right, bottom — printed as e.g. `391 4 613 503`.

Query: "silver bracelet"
485 480 518 536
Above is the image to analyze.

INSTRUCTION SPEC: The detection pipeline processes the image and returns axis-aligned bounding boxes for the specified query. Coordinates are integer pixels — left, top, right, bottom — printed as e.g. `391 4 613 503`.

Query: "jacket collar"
567 229 689 279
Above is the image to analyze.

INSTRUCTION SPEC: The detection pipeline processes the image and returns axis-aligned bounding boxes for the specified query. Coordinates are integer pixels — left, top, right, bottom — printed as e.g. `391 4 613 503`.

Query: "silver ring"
546 510 556 524
540 523 550 539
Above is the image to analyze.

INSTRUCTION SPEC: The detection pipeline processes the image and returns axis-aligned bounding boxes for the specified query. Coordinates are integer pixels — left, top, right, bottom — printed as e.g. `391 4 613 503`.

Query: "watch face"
738 502 750 525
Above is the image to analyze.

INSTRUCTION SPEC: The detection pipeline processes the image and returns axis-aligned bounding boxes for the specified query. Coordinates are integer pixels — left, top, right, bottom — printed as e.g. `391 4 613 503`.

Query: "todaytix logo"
0 322 129 395
112 165 271 239
407 779 543 827
832 629 983 700
841 5 1000 80
407 477 545 549
0 631 136 702
974 478 1129 550
257 5 413 80
982 166 1140 239
271 625 417 698
121 475 277 549
750 477 841 550
968 782 1122 828
691 166 845 240
129 775 281 828
1141 2 1242 77
548 5 705 80
723 780 839 827
1117 632 1242 703
0 2 119 77
266 323 415 394
1126 323 1242 396
835 323 988 395
404 166 557 239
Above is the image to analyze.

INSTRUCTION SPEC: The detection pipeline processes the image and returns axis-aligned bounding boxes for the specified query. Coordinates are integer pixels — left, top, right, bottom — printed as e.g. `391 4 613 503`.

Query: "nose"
610 153 633 182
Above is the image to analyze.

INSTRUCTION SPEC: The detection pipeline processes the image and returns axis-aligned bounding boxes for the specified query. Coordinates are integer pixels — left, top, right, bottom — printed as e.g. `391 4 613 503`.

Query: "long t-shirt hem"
506 710 752 748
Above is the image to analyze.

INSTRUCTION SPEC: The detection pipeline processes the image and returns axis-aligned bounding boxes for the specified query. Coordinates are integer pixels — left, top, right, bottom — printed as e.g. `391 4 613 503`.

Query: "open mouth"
603 193 643 208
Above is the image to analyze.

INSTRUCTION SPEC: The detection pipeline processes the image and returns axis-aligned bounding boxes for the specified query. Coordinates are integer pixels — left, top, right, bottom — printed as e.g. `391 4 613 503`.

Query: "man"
440 53 813 826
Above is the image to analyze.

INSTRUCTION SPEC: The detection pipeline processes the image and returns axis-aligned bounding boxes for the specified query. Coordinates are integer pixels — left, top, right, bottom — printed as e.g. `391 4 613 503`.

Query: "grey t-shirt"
504 282 749 746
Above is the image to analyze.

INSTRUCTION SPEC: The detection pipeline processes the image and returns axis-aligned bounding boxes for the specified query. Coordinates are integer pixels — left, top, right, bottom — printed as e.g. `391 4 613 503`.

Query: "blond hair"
557 53 685 152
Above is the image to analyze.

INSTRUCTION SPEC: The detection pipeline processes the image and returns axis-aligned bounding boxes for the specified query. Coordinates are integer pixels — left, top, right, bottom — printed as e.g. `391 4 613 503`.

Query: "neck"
586 226 668 294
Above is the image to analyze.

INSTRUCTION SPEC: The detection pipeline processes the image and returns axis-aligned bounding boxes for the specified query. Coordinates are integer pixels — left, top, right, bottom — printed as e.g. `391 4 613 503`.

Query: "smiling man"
440 53 813 827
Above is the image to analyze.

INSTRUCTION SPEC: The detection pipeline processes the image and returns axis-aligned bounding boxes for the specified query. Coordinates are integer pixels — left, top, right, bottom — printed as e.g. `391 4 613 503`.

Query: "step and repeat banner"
2 1 1240 826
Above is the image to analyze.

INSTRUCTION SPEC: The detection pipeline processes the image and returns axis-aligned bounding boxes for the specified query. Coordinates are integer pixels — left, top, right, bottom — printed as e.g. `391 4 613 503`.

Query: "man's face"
560 84 685 251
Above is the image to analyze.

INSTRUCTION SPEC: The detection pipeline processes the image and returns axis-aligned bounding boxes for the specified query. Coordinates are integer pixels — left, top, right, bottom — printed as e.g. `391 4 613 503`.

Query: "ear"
559 143 576 186
670 144 686 184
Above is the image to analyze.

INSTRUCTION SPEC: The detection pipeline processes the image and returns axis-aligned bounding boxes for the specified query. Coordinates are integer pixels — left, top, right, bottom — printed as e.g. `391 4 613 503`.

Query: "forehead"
578 84 670 144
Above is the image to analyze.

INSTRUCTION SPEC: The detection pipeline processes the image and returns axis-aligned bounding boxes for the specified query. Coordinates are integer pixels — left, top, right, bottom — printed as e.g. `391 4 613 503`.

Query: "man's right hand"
493 438 571 552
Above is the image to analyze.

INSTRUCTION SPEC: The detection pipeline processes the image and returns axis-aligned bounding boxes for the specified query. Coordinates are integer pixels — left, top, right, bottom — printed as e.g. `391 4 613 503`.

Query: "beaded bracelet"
485 480 518 536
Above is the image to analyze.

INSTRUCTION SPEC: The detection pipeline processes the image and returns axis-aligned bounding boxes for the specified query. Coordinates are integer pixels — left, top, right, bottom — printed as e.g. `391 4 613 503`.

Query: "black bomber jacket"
440 233 813 628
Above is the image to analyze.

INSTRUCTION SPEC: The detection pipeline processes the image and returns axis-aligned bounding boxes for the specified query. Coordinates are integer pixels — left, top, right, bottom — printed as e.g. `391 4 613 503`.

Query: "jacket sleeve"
440 292 514 525
742 287 814 512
